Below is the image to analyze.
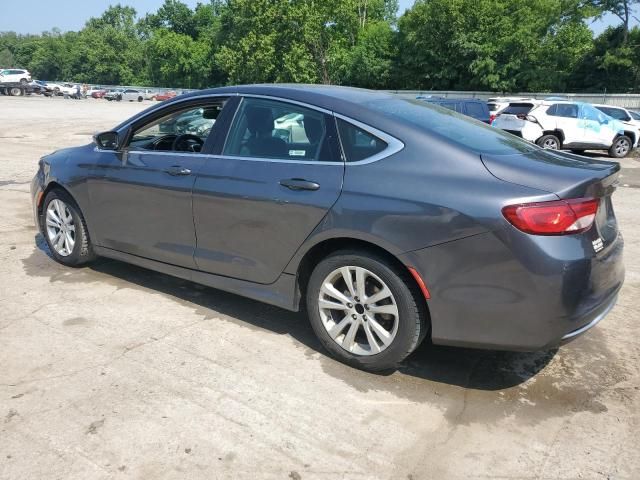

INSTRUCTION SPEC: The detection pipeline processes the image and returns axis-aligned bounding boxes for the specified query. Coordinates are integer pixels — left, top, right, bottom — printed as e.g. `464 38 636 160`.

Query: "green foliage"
0 0 638 92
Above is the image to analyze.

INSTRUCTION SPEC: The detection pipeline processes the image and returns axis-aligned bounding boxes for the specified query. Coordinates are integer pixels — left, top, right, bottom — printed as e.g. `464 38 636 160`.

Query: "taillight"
502 198 599 235
489 114 496 124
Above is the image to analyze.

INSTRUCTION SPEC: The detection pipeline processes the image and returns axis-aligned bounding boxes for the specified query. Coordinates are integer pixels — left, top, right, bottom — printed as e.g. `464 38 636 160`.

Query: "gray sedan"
31 85 624 371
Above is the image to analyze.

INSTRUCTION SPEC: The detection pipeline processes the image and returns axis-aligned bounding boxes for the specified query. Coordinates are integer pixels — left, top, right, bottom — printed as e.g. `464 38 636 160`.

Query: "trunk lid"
482 149 620 246
481 149 619 200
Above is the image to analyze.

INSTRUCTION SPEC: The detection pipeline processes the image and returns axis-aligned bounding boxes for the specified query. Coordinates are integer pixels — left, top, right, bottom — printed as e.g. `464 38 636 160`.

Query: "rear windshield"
502 103 535 115
366 98 536 155
487 103 500 112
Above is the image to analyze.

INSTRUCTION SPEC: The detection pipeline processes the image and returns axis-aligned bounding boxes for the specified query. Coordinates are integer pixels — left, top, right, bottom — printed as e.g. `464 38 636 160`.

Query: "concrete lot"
1 95 639 480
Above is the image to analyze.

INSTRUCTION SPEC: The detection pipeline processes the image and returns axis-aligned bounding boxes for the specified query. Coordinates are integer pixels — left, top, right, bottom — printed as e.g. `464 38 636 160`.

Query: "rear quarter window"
366 98 536 155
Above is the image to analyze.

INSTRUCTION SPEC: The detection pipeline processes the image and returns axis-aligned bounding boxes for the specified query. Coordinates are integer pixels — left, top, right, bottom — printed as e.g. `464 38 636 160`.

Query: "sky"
0 0 636 35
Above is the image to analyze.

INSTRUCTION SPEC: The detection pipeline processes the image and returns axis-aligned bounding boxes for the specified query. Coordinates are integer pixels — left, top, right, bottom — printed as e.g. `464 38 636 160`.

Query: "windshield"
365 98 536 155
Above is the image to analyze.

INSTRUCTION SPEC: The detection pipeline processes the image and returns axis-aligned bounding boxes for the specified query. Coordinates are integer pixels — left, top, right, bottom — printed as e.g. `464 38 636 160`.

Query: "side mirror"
94 131 119 150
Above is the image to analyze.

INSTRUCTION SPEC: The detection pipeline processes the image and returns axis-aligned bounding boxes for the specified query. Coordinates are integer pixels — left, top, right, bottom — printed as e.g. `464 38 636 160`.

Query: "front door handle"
165 166 192 176
279 178 320 191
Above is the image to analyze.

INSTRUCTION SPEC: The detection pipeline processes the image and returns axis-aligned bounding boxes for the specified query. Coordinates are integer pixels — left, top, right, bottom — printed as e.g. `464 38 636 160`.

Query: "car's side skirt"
93 246 300 312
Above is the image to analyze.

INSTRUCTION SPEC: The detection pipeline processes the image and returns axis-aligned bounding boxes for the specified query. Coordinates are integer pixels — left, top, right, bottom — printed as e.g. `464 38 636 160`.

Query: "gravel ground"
1 95 639 480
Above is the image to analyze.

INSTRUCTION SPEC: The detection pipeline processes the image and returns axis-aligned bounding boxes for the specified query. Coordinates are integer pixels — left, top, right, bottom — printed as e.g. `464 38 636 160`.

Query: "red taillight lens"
489 114 496 124
502 198 599 235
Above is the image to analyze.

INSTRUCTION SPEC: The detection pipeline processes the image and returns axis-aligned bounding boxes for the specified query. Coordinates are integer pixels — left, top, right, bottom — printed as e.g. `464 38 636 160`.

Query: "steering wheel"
172 134 204 152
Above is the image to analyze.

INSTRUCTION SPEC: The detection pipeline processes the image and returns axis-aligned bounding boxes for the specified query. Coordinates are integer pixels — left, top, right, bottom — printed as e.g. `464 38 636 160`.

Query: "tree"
586 0 640 41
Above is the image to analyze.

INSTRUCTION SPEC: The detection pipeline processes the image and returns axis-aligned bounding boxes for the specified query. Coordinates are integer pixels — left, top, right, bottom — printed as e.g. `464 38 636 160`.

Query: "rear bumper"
400 227 624 352
560 292 617 344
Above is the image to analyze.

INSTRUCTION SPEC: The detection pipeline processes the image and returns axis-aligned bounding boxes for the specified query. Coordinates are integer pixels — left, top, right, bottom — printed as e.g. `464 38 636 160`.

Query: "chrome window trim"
333 113 405 165
111 91 404 166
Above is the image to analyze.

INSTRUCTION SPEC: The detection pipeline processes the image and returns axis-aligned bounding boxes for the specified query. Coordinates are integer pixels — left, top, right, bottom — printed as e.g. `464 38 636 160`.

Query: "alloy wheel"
615 138 630 156
45 199 76 256
318 266 399 356
542 138 559 149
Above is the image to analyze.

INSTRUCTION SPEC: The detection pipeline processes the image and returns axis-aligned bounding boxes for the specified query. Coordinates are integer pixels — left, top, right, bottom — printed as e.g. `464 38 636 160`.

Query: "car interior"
128 103 224 152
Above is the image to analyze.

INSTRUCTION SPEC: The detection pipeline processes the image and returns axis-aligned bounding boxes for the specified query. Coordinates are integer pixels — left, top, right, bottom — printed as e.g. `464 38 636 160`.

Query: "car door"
192 96 344 284
87 98 229 268
549 103 583 144
578 103 613 146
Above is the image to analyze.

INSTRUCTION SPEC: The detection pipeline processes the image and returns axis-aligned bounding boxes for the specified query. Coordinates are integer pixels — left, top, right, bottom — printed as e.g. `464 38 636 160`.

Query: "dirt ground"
1 95 639 480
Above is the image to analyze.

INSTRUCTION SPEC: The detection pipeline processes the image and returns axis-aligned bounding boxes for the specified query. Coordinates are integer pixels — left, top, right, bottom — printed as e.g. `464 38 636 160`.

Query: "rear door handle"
279 178 320 191
165 166 192 176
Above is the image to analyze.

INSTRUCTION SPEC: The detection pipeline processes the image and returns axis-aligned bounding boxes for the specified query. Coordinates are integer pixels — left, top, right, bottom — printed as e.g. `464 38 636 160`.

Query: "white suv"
593 104 640 142
0 69 31 84
492 100 638 158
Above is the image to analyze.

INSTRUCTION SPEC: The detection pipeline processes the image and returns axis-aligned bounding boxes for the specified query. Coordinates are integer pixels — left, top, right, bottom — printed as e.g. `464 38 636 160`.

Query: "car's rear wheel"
41 190 96 267
306 251 427 372
608 136 632 158
9 87 22 96
536 135 560 150
137 96 143 102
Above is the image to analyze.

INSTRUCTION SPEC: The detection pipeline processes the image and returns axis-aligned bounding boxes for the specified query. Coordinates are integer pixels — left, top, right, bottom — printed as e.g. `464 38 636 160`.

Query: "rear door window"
223 97 334 161
549 103 579 118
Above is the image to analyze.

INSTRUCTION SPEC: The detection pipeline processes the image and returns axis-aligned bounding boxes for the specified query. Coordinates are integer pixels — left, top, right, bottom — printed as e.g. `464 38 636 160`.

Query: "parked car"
104 89 124 101
593 104 640 141
44 82 78 96
0 68 31 84
492 100 637 158
86 86 105 97
418 97 491 123
154 90 177 101
91 89 108 99
119 89 146 102
31 85 624 371
487 97 536 124
27 80 47 94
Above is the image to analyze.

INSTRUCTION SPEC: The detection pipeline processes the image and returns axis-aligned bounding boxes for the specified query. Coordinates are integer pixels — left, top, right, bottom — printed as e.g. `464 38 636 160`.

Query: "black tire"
116 95 122 102
536 134 561 150
306 250 428 372
40 189 97 267
608 136 632 158
9 87 22 96
20 78 27 85
137 96 143 102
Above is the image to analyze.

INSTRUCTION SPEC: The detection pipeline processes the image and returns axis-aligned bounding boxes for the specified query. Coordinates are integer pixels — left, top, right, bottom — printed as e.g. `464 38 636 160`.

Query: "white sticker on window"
289 150 306 157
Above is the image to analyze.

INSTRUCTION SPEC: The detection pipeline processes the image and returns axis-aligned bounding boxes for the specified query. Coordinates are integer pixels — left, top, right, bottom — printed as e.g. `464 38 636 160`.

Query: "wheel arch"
293 237 430 319
37 181 78 220
542 129 564 144
622 130 636 145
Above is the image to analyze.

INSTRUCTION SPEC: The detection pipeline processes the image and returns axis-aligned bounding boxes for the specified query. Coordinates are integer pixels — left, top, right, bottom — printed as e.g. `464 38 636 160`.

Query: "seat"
244 106 288 158
302 115 325 160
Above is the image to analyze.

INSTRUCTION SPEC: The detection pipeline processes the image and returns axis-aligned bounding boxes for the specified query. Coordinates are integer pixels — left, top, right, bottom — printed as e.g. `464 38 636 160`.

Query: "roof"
179 84 396 113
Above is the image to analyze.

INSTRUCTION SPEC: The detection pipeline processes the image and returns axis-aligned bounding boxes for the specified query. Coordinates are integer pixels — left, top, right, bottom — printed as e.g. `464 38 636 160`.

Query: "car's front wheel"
306 251 427 372
41 190 96 267
608 135 632 158
536 134 561 150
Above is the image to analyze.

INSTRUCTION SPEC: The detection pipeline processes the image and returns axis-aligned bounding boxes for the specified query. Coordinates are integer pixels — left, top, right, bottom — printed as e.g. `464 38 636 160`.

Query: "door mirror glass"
95 131 119 150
